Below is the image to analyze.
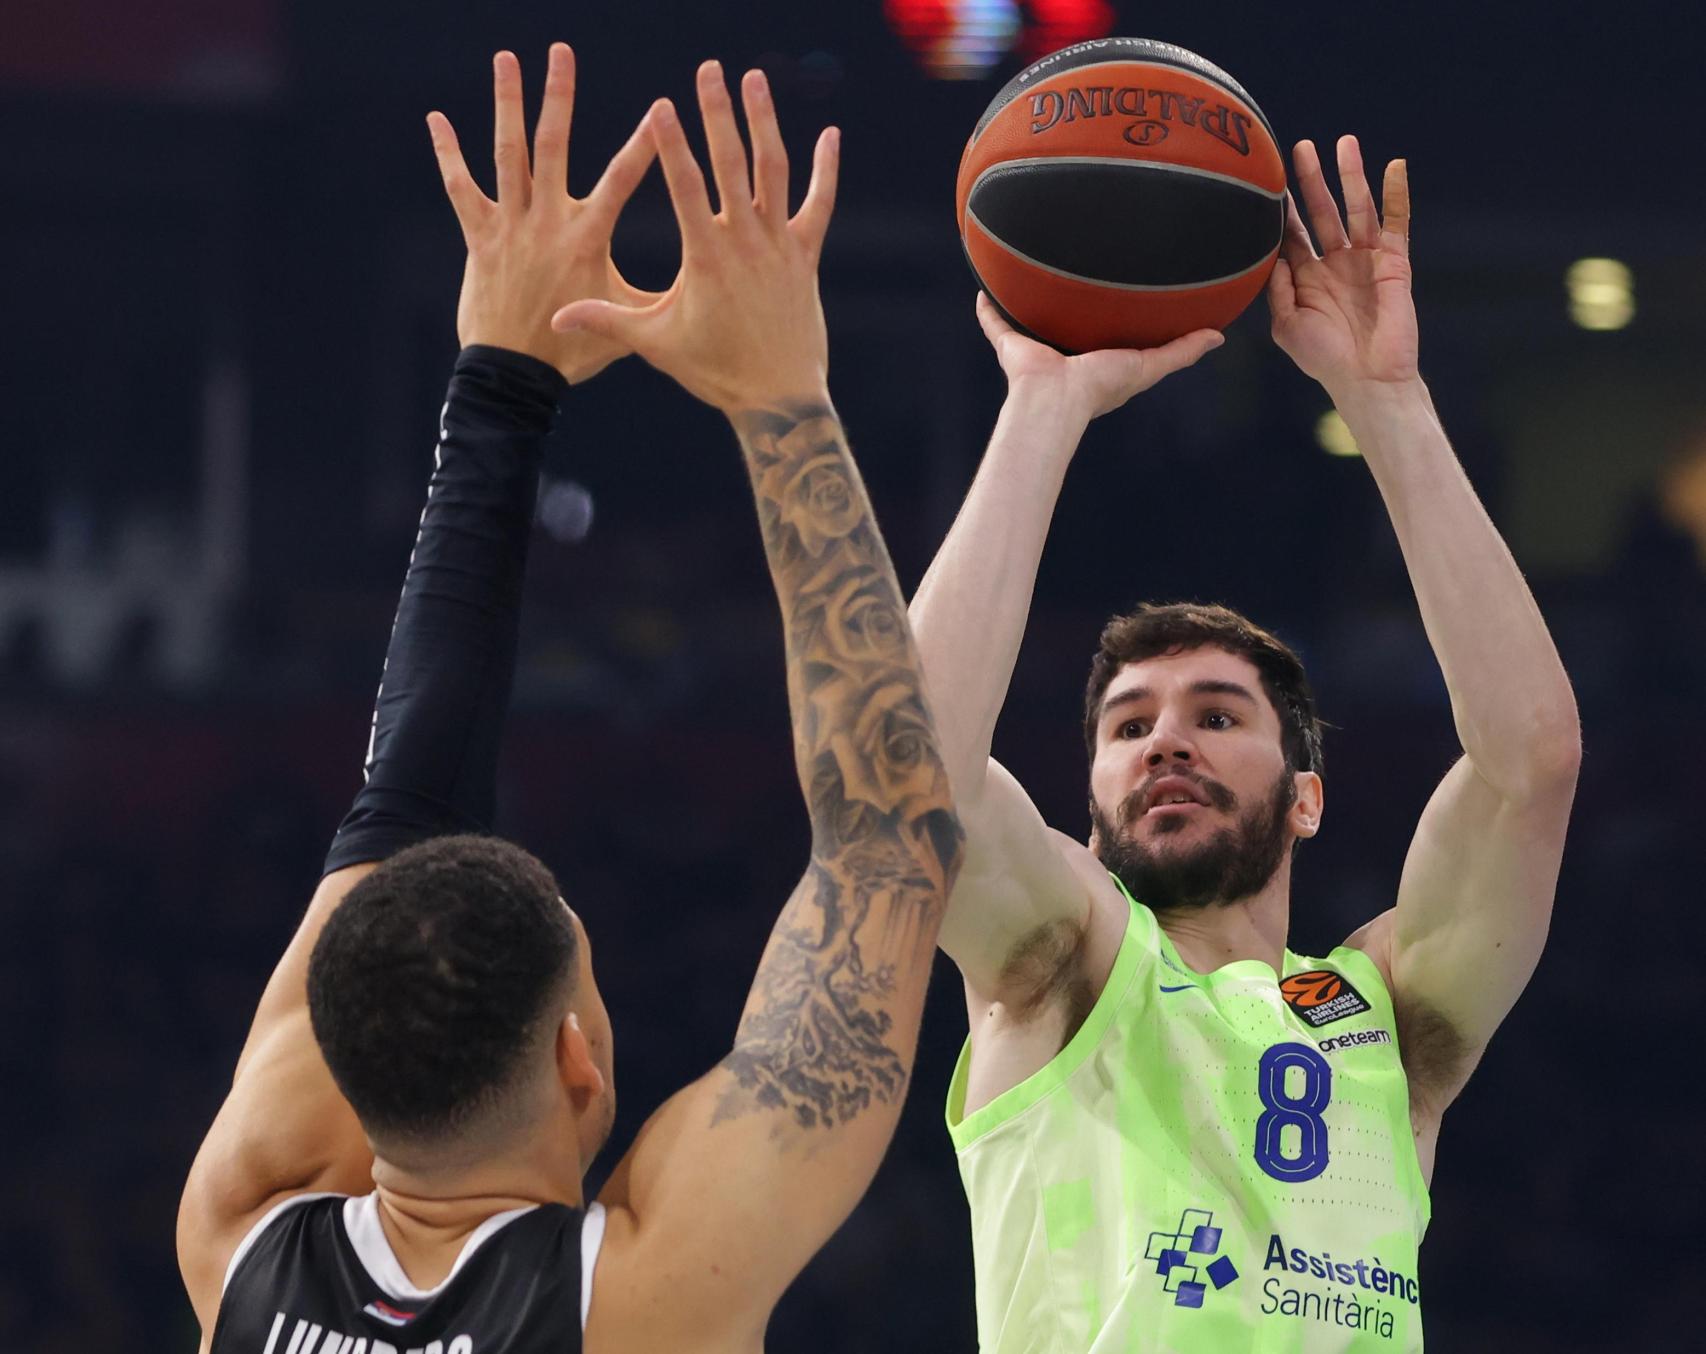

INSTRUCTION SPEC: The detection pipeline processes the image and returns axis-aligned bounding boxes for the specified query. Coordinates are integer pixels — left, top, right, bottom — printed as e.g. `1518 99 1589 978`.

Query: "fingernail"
657 100 677 126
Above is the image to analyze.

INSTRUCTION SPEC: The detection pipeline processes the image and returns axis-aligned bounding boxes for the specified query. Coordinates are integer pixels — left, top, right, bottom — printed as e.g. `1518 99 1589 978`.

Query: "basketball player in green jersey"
909 138 1580 1350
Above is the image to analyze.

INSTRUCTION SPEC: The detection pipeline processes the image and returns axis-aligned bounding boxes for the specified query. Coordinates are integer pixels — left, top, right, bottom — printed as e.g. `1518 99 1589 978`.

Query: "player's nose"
1143 718 1198 767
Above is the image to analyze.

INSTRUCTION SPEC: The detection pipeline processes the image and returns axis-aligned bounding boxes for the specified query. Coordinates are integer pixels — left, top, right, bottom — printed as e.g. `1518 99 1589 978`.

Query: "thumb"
1142 329 1224 385
974 290 1015 348
551 297 651 346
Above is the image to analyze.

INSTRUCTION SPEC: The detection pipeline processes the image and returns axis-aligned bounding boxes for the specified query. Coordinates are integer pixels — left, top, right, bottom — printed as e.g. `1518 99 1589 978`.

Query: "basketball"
955 37 1285 353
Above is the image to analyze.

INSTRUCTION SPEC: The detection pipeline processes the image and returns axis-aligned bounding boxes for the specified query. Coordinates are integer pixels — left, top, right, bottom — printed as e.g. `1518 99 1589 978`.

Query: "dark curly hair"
1083 602 1324 777
307 834 578 1148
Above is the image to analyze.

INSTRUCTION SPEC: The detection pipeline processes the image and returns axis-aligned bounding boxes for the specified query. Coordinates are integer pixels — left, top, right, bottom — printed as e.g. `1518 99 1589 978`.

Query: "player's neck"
368 1137 586 1288
1153 858 1292 977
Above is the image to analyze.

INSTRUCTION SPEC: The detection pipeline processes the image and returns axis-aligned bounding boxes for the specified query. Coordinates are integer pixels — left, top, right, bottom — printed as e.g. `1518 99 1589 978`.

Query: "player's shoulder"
579 1196 749 1353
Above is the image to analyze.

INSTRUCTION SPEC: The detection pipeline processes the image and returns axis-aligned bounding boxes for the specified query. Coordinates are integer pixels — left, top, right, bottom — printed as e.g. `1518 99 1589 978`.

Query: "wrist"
452 346 568 430
1325 375 1431 426
722 377 833 419
1002 374 1095 437
1328 377 1447 473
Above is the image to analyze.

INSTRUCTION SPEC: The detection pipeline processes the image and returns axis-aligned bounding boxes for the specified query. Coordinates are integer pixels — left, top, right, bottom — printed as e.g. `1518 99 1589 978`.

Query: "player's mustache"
1118 770 1236 827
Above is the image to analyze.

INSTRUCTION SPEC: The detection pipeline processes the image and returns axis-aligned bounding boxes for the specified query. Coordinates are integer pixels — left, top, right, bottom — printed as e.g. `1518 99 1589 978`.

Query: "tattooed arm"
557 65 962 1348
713 402 963 1125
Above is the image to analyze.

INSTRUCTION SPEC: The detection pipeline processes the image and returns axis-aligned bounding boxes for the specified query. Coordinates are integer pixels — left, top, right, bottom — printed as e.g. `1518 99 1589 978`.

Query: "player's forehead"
1102 645 1267 708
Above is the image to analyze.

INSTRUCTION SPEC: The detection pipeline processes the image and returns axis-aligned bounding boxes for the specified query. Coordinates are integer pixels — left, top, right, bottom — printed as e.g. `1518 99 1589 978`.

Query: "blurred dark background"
3 1 1704 1349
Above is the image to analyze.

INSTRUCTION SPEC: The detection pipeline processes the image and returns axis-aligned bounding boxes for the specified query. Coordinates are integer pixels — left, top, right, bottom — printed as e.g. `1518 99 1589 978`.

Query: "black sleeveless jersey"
211 1193 593 1354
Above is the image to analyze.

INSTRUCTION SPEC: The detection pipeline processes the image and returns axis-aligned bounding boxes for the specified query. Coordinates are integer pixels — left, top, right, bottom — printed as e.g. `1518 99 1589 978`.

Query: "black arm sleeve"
323 345 566 875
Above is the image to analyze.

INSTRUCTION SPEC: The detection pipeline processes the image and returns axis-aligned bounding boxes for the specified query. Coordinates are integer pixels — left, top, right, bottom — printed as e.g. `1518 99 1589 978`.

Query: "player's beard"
1091 768 1296 913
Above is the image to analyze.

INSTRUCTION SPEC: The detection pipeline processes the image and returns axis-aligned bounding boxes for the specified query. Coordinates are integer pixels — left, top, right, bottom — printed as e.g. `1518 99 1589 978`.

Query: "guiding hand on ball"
1268 135 1419 395
974 292 1223 423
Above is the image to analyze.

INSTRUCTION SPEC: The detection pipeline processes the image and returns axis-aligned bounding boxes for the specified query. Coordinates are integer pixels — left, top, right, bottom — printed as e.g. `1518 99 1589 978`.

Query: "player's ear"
1289 771 1324 840
556 1012 606 1109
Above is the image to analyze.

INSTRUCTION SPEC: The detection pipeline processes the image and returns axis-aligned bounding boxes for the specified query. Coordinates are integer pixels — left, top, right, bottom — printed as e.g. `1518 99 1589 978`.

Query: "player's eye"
1202 710 1237 731
1119 719 1149 740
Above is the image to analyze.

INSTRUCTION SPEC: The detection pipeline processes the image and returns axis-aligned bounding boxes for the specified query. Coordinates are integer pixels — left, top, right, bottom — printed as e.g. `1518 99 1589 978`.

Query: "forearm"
1338 379 1580 797
324 345 563 871
908 381 1087 794
730 394 960 879
710 393 962 1138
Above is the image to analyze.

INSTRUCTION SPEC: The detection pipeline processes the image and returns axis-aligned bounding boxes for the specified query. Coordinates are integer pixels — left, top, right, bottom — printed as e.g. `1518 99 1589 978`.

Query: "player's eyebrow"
1101 680 1260 720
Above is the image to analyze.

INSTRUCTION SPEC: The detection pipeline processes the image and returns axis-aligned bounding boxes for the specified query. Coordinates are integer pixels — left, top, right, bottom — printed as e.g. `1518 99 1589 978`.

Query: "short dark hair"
1083 602 1324 776
307 834 578 1147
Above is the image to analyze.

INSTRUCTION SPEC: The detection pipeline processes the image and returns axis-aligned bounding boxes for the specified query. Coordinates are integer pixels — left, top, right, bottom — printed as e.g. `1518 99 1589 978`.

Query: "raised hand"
1268 136 1418 394
427 44 660 383
974 292 1223 422
550 61 839 412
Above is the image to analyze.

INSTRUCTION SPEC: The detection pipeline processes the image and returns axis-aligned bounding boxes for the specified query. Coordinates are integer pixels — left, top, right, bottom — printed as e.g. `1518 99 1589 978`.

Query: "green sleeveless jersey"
946 881 1430 1352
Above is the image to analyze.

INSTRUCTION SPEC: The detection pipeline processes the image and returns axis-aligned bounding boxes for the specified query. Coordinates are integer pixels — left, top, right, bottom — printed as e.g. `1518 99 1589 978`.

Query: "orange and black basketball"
955 37 1285 353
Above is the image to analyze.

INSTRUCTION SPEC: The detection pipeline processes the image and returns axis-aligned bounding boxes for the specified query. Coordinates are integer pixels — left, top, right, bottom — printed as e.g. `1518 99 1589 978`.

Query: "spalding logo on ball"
956 37 1284 353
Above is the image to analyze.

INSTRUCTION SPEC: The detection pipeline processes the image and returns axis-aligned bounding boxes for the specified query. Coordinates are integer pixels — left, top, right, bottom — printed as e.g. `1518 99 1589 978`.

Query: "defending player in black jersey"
177 46 964 1353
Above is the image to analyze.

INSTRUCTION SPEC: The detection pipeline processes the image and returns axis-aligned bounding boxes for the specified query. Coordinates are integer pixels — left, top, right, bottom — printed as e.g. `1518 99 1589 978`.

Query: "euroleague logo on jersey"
1280 970 1371 1028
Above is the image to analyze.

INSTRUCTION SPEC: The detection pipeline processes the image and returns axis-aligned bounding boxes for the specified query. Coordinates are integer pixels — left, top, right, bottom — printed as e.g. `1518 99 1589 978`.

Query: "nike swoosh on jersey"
1158 983 1199 993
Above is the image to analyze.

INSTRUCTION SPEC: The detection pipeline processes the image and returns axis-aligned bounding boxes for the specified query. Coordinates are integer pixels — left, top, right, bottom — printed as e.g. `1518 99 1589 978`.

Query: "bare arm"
1276 138 1580 1116
175 45 659 1333
595 403 962 1337
908 298 1221 1003
556 64 961 1344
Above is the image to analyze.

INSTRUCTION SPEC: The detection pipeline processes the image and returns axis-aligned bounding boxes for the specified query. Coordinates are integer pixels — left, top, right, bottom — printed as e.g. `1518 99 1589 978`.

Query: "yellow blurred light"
1567 257 1634 331
1316 410 1361 458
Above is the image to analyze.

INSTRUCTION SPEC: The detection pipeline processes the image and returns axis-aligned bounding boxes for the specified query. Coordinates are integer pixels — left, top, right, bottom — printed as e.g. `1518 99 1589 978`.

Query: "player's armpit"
177 865 378 1332
937 757 1101 1009
1381 754 1577 1116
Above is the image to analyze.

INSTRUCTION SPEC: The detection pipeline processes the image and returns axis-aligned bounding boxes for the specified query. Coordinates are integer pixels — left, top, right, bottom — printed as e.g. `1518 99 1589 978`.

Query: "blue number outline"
1253 1042 1332 1182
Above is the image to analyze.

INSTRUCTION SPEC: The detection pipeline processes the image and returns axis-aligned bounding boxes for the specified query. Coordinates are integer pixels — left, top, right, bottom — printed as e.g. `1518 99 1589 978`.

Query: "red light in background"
884 0 959 54
1018 0 1118 60
886 0 1023 79
887 0 1118 80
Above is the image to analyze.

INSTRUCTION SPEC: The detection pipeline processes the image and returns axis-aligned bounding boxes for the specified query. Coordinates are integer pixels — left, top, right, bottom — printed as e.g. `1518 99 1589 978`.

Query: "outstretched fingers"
531 42 575 196
1279 191 1316 270
1292 139 1347 253
1266 256 1297 324
1335 135 1381 250
426 112 491 236
492 51 532 210
650 99 715 250
742 69 789 222
586 106 660 229
696 61 754 217
1381 158 1411 257
791 126 840 256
